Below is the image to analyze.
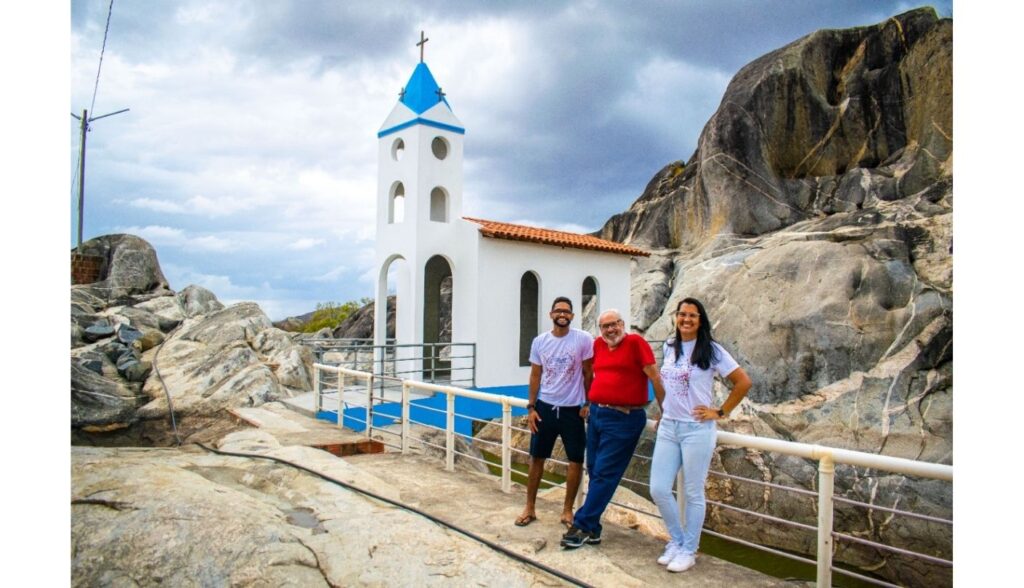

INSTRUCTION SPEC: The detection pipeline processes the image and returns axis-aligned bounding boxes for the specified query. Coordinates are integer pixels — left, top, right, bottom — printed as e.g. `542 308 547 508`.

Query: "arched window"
582 276 598 335
391 138 405 161
519 272 539 366
389 182 405 223
430 187 448 222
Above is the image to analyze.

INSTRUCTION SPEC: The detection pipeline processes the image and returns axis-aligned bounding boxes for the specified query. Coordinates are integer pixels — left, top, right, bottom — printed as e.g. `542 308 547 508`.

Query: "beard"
554 316 570 327
601 331 625 347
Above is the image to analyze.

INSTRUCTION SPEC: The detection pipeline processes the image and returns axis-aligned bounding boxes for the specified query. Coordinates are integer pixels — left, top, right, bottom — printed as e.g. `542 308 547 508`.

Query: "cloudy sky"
69 0 952 320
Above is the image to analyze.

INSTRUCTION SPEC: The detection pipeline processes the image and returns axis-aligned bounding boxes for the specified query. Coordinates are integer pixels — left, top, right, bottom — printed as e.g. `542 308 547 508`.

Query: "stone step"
228 403 384 456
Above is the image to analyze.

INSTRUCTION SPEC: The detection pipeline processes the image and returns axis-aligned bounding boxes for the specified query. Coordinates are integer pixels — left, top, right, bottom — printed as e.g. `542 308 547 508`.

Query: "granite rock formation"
595 8 951 586
71 234 313 441
332 295 396 340
71 433 562 587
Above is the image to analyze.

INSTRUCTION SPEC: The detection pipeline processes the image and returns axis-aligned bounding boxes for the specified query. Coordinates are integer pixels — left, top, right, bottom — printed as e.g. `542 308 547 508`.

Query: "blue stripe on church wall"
377 118 466 138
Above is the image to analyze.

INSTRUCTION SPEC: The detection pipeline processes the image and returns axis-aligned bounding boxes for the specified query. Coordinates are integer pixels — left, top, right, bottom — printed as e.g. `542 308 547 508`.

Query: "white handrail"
312 367 952 587
313 364 377 435
714 430 953 481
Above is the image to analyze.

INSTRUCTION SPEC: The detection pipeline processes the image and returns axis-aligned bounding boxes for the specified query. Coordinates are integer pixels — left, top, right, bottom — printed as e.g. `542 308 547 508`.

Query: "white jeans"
649 418 717 554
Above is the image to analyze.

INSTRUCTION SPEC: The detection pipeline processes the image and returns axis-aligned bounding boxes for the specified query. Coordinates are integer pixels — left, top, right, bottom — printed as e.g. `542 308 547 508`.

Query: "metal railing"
308 339 476 390
310 364 952 587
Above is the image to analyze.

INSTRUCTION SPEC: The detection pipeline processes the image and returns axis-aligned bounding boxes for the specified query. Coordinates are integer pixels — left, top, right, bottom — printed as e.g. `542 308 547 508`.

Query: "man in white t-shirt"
514 296 594 528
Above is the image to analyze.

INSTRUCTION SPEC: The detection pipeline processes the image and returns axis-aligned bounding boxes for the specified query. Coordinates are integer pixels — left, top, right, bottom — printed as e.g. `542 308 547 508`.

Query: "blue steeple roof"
401 62 452 114
379 61 465 138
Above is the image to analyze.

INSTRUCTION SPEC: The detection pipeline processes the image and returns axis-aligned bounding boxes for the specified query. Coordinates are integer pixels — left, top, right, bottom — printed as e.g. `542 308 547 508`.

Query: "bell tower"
373 35 466 362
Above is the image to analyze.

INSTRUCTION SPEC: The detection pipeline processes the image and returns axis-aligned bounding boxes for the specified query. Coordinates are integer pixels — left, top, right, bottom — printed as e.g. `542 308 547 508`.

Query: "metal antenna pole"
75 109 87 249
70 107 129 249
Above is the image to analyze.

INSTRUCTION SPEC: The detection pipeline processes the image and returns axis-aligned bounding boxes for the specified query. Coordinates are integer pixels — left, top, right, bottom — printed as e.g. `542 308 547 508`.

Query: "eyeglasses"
551 309 573 315
599 320 622 330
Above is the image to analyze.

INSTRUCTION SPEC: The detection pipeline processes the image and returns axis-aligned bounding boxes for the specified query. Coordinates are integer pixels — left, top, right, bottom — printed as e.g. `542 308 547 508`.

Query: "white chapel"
372 49 648 391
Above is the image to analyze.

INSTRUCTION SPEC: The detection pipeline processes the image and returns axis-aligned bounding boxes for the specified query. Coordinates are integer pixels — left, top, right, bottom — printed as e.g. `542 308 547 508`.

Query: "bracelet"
527 403 536 410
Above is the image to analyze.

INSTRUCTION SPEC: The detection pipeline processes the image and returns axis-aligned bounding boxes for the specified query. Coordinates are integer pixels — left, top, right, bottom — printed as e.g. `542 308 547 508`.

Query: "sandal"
515 513 537 527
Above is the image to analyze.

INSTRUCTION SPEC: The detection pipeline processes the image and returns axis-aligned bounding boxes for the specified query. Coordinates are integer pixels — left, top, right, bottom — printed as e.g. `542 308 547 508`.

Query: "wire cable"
90 0 116 115
194 442 594 588
151 322 183 446
71 0 115 225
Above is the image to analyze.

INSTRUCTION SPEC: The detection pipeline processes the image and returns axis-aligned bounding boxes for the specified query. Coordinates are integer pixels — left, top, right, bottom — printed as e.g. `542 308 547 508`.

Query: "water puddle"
282 507 328 535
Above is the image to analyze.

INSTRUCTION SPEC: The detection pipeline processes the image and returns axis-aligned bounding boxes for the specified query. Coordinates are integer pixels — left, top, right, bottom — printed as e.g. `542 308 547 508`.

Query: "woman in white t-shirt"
650 297 752 573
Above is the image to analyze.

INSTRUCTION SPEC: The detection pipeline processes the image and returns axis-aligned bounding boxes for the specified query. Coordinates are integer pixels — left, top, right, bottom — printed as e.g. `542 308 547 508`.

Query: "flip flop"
515 514 537 527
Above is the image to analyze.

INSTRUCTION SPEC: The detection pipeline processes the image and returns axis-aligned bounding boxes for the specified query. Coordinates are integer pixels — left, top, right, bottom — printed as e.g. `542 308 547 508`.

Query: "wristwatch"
527 403 536 411
716 407 726 417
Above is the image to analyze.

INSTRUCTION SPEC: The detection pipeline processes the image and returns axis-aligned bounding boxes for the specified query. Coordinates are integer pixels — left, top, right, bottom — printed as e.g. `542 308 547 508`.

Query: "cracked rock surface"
71 432 563 587
595 9 950 587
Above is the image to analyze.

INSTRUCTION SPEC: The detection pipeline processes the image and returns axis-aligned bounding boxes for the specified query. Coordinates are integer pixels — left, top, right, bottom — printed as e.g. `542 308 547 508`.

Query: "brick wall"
71 253 105 285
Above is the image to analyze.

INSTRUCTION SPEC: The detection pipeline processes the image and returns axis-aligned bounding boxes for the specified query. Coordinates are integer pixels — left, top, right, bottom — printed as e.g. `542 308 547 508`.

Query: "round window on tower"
431 136 449 160
391 138 405 161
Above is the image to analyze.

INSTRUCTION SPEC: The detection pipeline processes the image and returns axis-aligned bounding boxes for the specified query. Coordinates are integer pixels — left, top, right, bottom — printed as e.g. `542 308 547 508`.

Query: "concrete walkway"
345 452 807 587
255 400 808 587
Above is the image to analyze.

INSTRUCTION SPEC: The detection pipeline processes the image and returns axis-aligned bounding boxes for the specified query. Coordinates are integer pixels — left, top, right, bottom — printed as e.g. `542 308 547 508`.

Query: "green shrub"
299 299 369 333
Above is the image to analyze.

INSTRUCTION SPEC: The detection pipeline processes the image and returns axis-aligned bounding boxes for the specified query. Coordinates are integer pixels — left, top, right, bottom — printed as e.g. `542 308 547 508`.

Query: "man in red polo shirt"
561 308 666 549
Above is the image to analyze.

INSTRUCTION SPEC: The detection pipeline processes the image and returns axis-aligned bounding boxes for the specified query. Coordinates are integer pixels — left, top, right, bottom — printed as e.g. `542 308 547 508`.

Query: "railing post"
817 454 835 588
677 469 686 527
446 391 455 472
501 400 512 493
313 365 322 414
337 370 345 430
365 374 373 440
401 382 410 454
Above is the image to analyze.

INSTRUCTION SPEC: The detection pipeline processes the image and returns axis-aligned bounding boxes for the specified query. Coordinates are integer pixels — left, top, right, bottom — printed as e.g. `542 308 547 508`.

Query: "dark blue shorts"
529 399 586 463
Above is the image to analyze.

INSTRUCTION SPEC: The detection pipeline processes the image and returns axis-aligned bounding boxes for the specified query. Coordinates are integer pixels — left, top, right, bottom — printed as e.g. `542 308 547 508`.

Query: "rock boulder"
591 9 952 586
73 234 171 301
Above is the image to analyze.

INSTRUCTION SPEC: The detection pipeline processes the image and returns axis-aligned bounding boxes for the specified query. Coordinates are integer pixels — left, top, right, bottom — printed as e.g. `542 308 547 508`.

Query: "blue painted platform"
316 383 656 438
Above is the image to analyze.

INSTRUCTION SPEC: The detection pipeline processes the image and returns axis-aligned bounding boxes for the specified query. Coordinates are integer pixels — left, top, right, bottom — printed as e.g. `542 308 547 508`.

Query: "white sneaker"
657 543 683 566
667 552 696 573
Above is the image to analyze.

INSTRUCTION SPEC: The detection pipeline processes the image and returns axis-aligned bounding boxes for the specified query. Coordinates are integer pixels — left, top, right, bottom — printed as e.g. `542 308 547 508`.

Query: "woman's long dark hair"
671 297 719 370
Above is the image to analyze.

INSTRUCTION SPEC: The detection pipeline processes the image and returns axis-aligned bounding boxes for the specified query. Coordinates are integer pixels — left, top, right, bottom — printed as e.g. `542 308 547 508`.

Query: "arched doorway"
423 255 453 380
375 255 407 379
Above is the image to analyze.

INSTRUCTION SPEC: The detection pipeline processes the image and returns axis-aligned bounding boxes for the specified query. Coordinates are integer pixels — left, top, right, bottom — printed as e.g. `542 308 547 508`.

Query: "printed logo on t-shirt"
664 358 694 400
540 351 575 388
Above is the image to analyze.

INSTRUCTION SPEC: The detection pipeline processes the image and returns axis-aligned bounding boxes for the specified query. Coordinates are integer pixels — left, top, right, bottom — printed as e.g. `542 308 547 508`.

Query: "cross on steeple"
435 87 446 103
416 30 429 63
399 87 406 100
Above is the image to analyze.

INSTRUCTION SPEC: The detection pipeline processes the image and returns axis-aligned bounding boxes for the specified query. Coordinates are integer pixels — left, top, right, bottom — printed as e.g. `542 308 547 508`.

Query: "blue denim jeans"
572 404 647 534
649 418 717 554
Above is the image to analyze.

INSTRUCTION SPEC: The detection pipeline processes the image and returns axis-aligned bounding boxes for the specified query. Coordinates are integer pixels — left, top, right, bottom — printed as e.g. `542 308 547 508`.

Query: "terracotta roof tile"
463 217 649 257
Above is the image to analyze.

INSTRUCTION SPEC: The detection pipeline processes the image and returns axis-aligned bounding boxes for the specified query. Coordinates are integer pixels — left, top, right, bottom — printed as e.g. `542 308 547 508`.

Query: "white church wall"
449 220 482 385
472 237 633 388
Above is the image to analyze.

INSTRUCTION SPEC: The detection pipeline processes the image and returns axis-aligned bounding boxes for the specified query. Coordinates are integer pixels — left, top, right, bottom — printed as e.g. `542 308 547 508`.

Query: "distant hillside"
272 310 317 332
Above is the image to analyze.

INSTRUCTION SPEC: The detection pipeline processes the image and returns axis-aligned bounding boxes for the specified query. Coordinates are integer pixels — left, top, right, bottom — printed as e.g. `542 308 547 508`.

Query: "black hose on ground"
151 323 183 446
194 442 595 588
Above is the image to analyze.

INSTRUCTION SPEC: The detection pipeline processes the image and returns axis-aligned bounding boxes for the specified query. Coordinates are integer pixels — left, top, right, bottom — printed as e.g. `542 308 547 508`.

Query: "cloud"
118 225 235 252
289 237 325 251
130 198 185 214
